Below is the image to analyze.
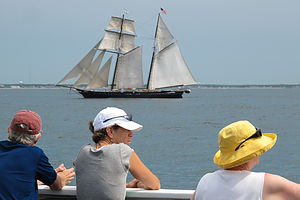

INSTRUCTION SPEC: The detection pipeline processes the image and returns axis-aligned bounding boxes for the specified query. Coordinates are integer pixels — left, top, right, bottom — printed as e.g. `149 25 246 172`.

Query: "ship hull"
75 88 186 98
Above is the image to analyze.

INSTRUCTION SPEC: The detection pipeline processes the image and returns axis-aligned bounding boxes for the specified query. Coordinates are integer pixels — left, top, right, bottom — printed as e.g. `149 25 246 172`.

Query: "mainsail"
147 15 196 90
156 15 174 51
148 41 196 89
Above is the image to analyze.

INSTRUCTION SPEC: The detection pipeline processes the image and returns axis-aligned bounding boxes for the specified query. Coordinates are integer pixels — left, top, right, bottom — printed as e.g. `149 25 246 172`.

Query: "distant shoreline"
1 84 300 89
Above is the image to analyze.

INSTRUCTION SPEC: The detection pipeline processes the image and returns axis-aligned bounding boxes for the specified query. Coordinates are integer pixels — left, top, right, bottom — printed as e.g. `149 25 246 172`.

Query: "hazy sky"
1 0 299 84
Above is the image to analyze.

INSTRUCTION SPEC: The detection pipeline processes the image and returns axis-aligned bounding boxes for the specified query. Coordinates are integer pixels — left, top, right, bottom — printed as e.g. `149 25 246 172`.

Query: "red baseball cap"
9 110 42 135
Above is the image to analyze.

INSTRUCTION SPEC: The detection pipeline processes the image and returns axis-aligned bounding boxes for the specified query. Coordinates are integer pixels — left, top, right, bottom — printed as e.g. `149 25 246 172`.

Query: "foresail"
148 41 196 90
85 56 112 89
57 40 101 85
113 46 144 89
73 51 105 86
157 15 174 52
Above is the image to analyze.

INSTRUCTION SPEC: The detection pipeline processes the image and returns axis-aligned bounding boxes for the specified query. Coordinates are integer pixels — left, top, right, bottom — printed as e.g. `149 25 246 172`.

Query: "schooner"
57 10 196 98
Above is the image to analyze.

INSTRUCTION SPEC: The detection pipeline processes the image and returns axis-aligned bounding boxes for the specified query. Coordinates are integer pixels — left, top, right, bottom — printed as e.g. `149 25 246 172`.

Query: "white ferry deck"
38 185 194 200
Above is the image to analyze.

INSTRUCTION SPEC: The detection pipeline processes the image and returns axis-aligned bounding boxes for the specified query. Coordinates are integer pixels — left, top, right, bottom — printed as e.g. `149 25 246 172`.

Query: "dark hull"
75 88 187 98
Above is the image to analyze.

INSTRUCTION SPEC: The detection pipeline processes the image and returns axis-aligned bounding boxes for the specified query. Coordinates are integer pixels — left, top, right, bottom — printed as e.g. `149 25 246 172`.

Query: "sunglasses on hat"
235 128 262 151
103 114 132 123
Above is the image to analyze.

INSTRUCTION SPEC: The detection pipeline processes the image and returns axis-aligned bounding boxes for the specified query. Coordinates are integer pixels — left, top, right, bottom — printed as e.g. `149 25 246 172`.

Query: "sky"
0 0 299 85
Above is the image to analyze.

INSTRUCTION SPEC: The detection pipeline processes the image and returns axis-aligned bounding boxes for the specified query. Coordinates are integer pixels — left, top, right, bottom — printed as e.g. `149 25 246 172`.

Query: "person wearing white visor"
93 107 143 135
74 107 160 200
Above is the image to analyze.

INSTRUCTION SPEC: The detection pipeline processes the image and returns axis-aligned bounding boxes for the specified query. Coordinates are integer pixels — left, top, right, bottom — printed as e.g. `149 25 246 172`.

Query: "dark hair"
89 121 120 143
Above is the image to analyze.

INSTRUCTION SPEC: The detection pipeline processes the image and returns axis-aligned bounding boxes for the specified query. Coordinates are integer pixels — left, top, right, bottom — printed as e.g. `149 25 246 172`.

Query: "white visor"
93 107 143 132
107 118 142 131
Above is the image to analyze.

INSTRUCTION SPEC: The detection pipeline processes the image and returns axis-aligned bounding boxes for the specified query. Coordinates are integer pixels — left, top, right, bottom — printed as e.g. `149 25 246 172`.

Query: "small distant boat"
57 10 196 98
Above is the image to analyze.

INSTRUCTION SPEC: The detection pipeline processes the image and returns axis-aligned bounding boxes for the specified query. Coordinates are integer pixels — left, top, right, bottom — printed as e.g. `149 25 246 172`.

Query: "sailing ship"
57 11 197 98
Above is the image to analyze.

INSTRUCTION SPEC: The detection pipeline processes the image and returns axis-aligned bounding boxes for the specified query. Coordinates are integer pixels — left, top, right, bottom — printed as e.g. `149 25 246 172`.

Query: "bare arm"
128 152 160 190
126 179 139 188
190 191 196 200
263 173 300 200
37 164 67 185
55 163 66 173
49 168 75 190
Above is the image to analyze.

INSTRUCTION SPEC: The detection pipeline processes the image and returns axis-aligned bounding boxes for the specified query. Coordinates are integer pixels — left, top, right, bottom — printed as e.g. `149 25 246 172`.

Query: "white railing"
38 185 194 200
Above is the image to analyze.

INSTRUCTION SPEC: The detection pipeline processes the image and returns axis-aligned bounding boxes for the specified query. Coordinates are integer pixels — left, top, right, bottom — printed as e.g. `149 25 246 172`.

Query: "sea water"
0 87 300 189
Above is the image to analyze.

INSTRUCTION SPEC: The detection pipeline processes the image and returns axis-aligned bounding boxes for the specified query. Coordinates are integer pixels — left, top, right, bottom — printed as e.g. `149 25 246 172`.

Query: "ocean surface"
0 87 300 190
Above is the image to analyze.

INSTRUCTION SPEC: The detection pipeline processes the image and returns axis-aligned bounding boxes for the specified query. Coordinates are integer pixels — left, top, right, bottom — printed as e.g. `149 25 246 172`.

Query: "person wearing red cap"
0 110 75 200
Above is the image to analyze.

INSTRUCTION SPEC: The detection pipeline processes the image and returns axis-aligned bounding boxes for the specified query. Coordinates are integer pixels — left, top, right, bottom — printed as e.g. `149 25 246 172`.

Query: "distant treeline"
1 83 300 89
0 84 58 89
196 84 300 88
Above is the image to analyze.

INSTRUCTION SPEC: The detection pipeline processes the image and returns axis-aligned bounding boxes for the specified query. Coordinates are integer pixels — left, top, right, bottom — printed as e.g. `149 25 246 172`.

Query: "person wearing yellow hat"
191 120 300 200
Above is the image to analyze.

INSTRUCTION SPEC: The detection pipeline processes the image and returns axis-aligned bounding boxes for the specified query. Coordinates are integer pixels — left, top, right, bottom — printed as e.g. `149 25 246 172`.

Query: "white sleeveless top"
195 170 265 200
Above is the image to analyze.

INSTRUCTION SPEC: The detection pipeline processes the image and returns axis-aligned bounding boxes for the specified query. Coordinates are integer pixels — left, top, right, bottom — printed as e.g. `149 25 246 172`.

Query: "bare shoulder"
263 173 300 200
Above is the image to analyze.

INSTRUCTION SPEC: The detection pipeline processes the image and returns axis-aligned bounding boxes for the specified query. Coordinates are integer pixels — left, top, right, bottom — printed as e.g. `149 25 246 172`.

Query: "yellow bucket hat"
214 120 277 169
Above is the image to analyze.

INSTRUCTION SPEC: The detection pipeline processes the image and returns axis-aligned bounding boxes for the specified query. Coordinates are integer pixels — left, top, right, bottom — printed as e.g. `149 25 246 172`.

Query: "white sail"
57 40 101 85
99 30 135 53
85 56 112 89
148 41 196 90
99 16 136 53
107 16 135 35
73 51 105 86
99 30 119 51
157 15 174 52
113 46 143 89
120 33 135 53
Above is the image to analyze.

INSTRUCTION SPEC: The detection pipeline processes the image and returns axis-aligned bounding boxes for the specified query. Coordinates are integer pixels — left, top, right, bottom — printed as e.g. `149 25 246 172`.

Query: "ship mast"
111 13 126 90
146 13 160 89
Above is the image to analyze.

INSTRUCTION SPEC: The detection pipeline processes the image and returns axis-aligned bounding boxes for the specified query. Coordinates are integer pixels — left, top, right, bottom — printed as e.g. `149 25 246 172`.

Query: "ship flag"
160 8 167 14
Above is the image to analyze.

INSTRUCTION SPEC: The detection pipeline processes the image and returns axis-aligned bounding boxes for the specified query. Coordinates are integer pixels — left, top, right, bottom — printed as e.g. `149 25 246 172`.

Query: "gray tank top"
74 143 133 200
